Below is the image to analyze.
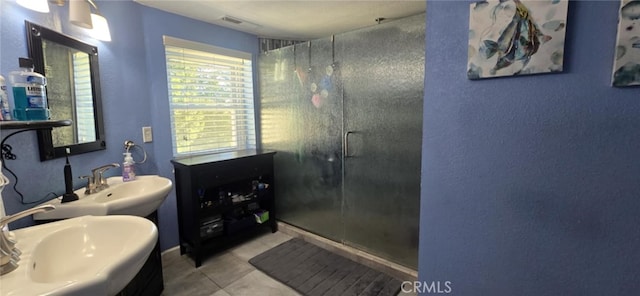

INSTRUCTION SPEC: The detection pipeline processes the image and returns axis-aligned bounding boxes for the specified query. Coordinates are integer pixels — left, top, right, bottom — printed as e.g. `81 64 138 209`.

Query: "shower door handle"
344 131 355 158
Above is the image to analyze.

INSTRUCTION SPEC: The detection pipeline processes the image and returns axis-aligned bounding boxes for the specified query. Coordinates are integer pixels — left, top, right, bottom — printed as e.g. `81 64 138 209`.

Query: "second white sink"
34 175 172 220
2 215 157 296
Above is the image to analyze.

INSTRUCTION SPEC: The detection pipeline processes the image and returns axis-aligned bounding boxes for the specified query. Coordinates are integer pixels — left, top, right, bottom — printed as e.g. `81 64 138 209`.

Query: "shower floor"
276 218 418 281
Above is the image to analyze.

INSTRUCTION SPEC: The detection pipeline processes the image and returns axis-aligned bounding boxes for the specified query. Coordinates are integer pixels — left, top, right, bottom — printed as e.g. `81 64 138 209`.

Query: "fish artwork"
483 0 551 74
467 0 569 79
611 0 640 87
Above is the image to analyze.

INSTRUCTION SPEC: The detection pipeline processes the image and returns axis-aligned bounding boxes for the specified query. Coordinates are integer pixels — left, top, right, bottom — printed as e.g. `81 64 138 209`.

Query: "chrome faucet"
80 163 120 194
0 204 55 275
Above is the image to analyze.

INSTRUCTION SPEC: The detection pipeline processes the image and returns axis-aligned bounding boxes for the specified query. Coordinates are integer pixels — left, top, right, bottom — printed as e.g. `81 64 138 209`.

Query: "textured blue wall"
0 0 257 251
0 1 151 228
420 1 640 295
138 4 259 250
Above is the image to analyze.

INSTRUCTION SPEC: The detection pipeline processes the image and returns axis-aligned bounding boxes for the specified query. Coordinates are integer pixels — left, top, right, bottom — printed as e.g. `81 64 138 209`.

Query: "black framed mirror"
25 21 106 161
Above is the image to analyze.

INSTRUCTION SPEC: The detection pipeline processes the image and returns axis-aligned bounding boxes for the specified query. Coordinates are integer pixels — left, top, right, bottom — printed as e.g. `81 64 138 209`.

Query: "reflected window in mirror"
43 40 96 146
26 21 106 160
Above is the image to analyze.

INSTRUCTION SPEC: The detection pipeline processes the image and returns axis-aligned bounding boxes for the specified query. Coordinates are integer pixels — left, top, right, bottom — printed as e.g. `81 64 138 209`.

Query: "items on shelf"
254 210 269 224
200 215 223 239
197 180 271 209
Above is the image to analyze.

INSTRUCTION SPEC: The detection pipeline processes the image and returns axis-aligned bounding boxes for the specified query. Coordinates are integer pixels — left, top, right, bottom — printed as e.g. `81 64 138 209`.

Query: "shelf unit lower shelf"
181 221 276 264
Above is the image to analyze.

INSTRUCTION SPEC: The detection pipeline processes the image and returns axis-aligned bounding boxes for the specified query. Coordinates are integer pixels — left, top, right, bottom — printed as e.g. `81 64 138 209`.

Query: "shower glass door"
259 14 424 269
260 38 344 243
338 16 424 268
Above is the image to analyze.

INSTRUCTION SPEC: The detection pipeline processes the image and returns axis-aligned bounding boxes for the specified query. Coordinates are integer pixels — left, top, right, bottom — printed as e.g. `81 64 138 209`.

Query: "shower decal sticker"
467 0 568 79
307 65 335 109
612 0 640 87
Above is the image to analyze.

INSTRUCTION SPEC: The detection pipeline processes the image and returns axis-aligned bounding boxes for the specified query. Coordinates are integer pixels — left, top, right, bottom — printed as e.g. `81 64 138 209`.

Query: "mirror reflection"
26 21 106 160
43 40 96 146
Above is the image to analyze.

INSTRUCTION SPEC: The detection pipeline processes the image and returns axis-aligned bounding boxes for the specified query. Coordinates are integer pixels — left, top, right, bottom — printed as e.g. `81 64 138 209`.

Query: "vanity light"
84 0 111 42
69 0 111 41
89 11 111 42
16 0 50 13
19 0 111 42
69 0 92 29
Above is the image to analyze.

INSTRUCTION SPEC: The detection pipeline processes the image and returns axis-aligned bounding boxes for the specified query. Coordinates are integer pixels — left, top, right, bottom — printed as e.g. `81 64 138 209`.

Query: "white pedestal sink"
33 175 172 220
1 215 157 295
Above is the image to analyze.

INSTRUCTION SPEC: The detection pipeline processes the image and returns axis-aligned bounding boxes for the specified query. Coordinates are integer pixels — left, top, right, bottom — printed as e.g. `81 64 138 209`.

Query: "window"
163 36 256 157
72 52 96 143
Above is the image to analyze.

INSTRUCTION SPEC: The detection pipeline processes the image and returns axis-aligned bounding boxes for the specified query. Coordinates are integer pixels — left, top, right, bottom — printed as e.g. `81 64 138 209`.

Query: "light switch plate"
142 126 153 143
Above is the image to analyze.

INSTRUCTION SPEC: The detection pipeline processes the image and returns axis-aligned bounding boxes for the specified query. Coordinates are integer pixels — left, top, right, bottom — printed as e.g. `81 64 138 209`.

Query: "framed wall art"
467 0 569 80
611 0 640 87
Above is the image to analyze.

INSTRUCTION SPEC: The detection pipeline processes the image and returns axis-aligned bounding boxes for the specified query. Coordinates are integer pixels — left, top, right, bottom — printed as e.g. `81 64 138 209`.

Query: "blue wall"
420 1 640 295
138 3 259 250
6 0 639 289
0 0 258 251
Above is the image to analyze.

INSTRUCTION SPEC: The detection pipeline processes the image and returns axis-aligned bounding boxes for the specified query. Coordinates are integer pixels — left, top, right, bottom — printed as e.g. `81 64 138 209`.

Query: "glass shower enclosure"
259 14 424 269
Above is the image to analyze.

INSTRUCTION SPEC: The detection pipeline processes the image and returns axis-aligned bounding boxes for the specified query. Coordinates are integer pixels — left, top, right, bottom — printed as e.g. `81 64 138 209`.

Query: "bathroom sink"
1 215 157 296
33 175 172 220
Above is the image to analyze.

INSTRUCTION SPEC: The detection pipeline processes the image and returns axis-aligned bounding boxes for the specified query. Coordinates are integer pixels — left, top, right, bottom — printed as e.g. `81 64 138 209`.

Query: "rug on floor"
248 238 402 296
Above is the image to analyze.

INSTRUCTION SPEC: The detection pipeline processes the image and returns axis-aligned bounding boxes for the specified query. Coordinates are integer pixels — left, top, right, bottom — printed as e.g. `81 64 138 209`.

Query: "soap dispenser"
122 152 136 182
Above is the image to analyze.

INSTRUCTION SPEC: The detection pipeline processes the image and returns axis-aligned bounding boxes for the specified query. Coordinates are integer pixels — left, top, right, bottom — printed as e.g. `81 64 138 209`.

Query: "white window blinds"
163 36 256 157
72 52 96 143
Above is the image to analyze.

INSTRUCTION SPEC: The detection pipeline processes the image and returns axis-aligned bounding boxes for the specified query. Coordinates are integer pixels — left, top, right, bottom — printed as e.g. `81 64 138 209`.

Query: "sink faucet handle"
79 175 94 183
91 163 121 175
80 175 96 194
82 163 121 195
91 163 121 187
0 205 55 227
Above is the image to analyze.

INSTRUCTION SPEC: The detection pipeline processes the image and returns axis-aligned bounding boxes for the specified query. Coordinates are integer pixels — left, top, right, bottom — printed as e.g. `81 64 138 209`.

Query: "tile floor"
160 231 415 296
161 231 299 296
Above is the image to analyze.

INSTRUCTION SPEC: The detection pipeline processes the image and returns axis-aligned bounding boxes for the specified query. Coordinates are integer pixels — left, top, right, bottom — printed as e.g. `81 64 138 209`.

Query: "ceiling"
133 0 426 40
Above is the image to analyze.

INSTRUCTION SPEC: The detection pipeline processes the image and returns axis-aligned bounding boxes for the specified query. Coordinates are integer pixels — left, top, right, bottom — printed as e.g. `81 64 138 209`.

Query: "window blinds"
72 52 96 143
163 36 256 157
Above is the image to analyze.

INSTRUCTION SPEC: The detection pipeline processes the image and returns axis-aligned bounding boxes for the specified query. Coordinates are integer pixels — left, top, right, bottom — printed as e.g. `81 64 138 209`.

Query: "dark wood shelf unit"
171 149 277 267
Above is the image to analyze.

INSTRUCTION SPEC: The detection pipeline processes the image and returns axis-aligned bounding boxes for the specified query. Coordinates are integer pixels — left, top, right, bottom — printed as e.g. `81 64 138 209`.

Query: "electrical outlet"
142 126 153 143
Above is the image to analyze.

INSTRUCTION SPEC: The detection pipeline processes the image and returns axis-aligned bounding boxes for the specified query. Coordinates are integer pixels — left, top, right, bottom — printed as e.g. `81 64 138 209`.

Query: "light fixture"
86 0 111 41
69 0 92 29
16 0 50 13
89 12 111 42
17 0 111 42
68 0 111 41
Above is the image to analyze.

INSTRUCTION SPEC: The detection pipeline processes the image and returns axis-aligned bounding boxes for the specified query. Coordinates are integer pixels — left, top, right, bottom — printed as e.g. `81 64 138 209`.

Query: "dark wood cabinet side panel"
173 165 199 246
